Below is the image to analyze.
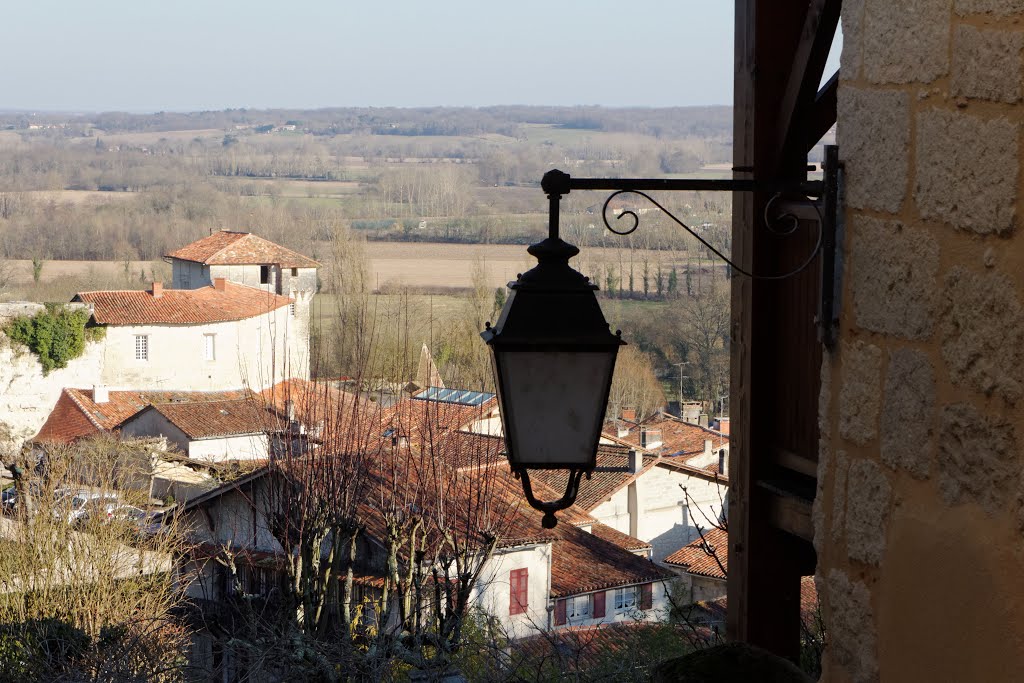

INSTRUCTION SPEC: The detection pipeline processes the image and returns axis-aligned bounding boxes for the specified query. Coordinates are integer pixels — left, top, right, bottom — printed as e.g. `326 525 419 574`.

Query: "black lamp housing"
482 174 625 528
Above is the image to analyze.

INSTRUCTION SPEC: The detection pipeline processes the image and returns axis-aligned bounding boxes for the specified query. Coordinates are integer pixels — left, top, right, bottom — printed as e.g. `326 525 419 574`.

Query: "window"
289 302 296 317
592 591 606 618
614 586 637 611
509 568 528 615
204 334 216 361
291 267 298 276
134 335 149 361
639 583 653 611
260 265 270 284
568 594 591 620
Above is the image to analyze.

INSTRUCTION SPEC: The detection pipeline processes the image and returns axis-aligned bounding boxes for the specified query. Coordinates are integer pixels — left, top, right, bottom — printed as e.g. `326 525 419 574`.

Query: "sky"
2 1 839 113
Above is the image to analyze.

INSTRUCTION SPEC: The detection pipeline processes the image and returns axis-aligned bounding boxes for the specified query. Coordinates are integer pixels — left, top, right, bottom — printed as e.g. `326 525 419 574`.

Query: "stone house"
531 444 728 563
662 526 728 605
607 410 730 474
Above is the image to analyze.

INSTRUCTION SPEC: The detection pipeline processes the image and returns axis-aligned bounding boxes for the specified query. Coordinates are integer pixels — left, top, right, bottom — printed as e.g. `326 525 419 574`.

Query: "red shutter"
555 598 567 626
592 591 606 619
509 568 528 615
640 583 653 610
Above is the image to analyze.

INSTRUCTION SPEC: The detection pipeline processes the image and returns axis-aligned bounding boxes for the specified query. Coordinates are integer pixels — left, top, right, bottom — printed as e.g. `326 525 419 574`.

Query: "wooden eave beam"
773 0 842 171
808 71 839 153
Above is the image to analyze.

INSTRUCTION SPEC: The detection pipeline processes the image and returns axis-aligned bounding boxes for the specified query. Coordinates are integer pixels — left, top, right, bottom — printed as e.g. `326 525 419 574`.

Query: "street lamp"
484 157 838 528
482 171 625 529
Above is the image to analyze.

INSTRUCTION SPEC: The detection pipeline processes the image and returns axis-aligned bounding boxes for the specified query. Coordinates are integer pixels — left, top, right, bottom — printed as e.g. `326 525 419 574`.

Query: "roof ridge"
201 232 247 264
63 388 104 430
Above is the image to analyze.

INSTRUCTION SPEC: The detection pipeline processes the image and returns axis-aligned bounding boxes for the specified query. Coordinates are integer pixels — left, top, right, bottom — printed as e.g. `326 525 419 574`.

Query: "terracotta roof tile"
663 527 728 579
165 230 320 268
607 411 729 458
549 522 674 597
75 281 292 325
141 399 279 439
588 522 651 553
530 444 658 511
33 388 248 444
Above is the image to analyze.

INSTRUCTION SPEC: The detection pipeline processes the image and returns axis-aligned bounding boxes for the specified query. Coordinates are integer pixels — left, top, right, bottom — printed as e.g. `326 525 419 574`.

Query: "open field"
1 241 718 302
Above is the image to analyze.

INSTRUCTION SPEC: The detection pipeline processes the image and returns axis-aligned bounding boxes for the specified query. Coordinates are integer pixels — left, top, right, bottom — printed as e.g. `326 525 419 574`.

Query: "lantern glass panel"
497 349 615 467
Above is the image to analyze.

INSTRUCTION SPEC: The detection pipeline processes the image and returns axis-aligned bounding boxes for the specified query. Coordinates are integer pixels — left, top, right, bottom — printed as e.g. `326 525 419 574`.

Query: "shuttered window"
592 591 606 619
640 583 653 611
509 568 528 615
555 598 567 626
204 334 216 361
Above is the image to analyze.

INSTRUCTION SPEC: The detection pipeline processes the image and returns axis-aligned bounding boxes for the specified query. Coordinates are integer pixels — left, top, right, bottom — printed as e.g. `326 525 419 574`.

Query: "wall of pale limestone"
817 2 1024 681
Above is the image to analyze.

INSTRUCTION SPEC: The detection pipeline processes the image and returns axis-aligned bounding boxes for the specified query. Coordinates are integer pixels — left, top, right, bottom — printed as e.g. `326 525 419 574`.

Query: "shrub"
3 305 102 374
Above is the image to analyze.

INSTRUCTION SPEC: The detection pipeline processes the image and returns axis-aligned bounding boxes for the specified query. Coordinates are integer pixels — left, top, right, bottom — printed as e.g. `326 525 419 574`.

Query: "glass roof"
412 387 495 406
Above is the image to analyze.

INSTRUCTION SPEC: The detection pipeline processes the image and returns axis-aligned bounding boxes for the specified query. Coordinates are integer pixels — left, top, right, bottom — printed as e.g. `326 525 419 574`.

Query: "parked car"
56 490 119 525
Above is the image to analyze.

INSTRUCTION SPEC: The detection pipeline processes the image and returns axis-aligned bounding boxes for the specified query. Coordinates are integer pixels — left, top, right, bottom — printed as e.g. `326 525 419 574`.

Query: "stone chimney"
641 428 663 451
704 439 713 457
718 448 727 475
213 277 227 291
716 417 730 435
699 413 709 428
617 422 631 438
93 385 109 404
628 448 643 474
151 282 163 298
285 399 296 422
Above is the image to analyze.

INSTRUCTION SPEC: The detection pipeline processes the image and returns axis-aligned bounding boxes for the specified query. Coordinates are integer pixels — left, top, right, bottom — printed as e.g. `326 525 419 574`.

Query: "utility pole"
673 361 690 416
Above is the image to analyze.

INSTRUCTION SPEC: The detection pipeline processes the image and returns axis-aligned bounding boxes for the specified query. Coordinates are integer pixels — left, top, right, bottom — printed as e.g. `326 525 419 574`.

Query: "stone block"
916 109 1018 233
955 0 1024 15
952 25 1024 103
849 217 939 339
938 403 1019 513
826 569 880 683
881 349 935 478
832 451 850 541
845 459 892 566
940 267 1024 404
863 0 951 84
838 88 910 212
838 341 883 445
841 0 866 81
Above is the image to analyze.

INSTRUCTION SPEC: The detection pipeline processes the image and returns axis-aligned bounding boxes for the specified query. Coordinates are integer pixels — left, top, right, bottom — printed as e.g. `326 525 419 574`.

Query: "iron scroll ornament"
600 188 825 281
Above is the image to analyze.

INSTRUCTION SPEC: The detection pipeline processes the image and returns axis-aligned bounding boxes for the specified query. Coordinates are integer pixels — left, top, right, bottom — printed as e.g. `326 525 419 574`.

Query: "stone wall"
817 2 1024 681
0 303 104 451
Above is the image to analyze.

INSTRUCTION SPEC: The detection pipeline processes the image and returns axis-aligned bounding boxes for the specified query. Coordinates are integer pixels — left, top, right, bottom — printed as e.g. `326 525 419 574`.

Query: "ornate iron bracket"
540 144 842 347
514 466 587 529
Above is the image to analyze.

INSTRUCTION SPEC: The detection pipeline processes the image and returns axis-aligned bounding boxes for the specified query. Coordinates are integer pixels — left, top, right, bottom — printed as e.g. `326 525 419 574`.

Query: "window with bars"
509 568 528 615
134 335 149 361
204 334 216 361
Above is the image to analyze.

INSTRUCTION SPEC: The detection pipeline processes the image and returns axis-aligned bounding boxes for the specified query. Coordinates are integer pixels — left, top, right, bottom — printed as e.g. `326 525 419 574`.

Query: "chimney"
213 277 227 291
704 439 713 456
621 407 637 422
617 422 631 438
640 428 663 451
285 399 296 422
151 282 163 298
716 417 730 435
718 449 727 475
93 385 108 404
699 413 709 428
628 448 643 474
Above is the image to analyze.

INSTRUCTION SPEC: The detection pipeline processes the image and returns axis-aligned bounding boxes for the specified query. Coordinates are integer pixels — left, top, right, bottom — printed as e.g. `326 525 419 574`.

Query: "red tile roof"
549 522 674 598
607 411 729 459
75 282 292 325
140 399 278 439
33 388 248 444
663 527 729 579
530 444 658 511
165 230 320 268
382 393 499 447
588 523 651 553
